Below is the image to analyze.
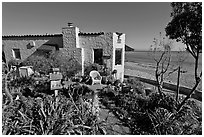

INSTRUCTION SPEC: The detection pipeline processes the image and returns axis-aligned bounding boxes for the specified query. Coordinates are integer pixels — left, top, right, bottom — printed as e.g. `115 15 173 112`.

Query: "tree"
150 33 173 95
165 2 202 111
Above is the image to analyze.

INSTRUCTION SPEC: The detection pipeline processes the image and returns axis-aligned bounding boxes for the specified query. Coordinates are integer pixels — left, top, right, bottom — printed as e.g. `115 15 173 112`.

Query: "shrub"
2 62 8 74
8 76 36 89
22 54 53 75
7 59 21 69
100 79 202 135
22 51 81 78
84 63 102 76
125 77 146 96
2 81 104 135
2 72 108 135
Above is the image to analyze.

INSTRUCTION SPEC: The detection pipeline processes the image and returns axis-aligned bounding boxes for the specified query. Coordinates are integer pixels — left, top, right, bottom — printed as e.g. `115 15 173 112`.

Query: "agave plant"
3 78 106 135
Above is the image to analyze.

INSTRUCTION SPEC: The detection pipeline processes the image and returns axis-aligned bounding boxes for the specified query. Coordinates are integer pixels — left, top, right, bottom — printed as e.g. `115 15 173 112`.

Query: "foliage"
3 94 87 135
84 63 112 77
22 51 81 78
2 64 202 135
2 76 107 135
22 54 52 75
8 59 21 69
166 2 202 54
84 63 102 76
50 53 82 79
2 62 8 74
8 76 36 89
99 79 202 135
150 33 173 94
165 2 202 110
124 77 146 96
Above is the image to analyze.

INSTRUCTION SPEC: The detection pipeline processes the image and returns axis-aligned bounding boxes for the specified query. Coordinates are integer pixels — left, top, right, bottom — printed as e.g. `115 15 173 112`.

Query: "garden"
2 2 202 135
2 57 202 134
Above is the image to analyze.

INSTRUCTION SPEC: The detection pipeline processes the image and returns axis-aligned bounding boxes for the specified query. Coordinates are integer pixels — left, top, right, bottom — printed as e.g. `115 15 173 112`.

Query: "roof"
2 34 62 38
37 44 56 51
2 32 105 38
78 32 104 36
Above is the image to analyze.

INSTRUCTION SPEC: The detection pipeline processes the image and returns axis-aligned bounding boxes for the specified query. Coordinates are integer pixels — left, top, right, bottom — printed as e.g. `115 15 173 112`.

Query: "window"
94 49 103 65
12 49 21 59
115 48 122 65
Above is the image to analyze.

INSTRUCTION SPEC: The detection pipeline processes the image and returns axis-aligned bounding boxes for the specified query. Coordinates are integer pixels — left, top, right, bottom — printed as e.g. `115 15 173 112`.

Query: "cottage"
2 24 125 81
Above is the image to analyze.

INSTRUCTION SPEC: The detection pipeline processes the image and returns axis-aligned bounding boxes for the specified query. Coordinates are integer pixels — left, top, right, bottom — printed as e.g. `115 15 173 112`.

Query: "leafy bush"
8 76 36 89
84 63 102 76
99 80 202 135
2 63 201 135
22 55 52 75
2 76 106 135
2 94 91 135
124 77 146 96
7 59 21 69
2 62 8 74
22 51 81 78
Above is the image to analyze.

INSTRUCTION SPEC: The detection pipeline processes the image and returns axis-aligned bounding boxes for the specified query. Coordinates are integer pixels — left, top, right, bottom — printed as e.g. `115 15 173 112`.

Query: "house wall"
2 36 63 63
3 26 125 81
79 32 113 74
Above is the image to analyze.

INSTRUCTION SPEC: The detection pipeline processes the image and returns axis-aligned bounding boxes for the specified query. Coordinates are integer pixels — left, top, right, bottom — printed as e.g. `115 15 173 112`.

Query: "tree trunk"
176 66 181 102
177 51 201 111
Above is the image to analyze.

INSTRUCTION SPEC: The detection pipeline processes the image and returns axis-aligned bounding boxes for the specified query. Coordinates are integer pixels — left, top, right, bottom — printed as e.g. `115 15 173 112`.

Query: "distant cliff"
125 44 135 51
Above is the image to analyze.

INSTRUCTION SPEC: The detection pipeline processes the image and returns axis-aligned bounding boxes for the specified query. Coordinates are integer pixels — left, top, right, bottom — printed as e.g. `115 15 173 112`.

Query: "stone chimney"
62 23 79 49
60 23 82 74
68 22 73 27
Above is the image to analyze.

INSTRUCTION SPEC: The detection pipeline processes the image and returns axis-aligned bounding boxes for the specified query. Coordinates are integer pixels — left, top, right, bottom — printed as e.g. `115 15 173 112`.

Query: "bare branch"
178 50 201 110
167 67 179 76
158 52 166 64
177 77 201 111
163 56 171 74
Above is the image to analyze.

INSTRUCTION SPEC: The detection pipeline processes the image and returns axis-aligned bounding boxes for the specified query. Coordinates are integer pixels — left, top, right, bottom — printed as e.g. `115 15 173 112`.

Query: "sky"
2 2 185 50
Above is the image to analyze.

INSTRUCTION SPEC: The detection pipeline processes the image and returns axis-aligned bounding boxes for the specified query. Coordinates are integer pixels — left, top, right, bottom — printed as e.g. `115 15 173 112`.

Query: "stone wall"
79 32 113 71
